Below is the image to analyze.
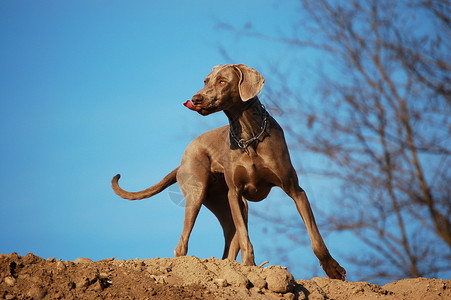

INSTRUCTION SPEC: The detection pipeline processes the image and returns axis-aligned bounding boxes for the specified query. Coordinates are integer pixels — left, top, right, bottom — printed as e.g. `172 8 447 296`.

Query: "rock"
27 285 47 300
47 257 56 263
283 292 295 300
4 276 16 286
56 260 66 272
68 281 76 290
92 279 105 291
150 274 167 284
221 267 250 288
23 253 45 265
308 293 326 300
98 257 115 262
159 266 171 273
76 275 97 289
247 272 267 289
264 266 295 293
74 257 93 264
64 260 75 267
215 278 228 287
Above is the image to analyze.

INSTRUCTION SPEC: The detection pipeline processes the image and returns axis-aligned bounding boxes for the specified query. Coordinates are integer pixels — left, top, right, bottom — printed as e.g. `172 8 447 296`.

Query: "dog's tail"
111 167 179 200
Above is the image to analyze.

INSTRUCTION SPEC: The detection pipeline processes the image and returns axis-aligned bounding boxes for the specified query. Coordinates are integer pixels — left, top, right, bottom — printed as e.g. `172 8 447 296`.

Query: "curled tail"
112 167 179 200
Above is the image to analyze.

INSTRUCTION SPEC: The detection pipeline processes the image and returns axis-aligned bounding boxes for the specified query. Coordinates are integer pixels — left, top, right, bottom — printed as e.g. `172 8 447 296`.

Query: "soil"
1 252 449 299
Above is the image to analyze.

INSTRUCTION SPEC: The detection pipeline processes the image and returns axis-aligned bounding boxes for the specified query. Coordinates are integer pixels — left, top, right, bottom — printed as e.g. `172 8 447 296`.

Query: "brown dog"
112 64 346 280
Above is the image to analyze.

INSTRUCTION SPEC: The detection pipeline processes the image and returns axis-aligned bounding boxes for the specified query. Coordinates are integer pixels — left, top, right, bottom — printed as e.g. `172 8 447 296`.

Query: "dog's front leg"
227 188 255 266
284 183 346 280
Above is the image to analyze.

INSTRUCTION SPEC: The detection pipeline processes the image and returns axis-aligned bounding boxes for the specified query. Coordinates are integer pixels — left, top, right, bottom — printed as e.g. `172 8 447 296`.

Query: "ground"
0 252 449 299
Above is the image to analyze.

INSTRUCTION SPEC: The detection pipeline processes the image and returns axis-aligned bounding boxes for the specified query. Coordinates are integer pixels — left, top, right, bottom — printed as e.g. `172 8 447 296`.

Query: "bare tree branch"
221 0 451 282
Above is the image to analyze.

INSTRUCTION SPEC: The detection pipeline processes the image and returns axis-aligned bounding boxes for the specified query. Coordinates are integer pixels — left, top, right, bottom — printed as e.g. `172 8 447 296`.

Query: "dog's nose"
191 94 204 105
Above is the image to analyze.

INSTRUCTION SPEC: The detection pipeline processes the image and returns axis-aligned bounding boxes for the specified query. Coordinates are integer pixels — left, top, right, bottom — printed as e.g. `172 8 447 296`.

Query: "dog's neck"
225 97 267 150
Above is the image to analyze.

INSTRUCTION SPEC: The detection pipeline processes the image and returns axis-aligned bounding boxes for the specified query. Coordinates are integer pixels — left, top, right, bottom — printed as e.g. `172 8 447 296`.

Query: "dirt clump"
1 252 450 299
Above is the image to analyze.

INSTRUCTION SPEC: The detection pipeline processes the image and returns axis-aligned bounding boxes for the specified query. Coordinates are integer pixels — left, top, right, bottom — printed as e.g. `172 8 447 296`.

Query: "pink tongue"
183 100 201 111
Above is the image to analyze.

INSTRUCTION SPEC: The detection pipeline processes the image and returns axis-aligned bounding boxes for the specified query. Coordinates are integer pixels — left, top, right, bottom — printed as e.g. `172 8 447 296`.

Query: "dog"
112 64 346 280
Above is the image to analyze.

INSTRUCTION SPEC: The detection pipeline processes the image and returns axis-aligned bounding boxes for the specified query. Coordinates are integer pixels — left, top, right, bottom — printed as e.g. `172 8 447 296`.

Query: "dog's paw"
321 257 346 280
241 253 256 266
174 244 188 257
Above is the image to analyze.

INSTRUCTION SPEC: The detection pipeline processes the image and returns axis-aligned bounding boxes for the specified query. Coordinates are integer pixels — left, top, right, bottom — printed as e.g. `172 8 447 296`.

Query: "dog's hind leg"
202 174 239 260
173 165 209 257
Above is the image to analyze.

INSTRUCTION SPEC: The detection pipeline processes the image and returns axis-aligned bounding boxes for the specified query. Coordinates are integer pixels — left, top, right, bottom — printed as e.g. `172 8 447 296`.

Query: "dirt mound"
0 252 449 299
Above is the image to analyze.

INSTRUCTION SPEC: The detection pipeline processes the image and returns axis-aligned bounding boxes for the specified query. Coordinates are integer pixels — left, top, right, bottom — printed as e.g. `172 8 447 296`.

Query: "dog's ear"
233 64 265 102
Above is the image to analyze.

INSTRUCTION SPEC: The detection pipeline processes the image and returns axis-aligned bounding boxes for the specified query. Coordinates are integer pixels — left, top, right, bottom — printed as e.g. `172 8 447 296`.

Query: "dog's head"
184 64 265 115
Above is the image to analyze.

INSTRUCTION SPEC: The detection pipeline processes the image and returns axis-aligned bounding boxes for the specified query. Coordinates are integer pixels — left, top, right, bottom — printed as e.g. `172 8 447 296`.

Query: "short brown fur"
112 64 346 280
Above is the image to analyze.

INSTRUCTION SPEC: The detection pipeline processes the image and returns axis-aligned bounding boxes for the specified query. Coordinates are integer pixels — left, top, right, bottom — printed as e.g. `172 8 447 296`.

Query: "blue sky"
0 0 351 281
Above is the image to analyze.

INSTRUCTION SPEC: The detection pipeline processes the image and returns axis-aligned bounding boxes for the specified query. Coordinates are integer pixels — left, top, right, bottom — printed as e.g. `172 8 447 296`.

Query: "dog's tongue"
183 100 201 112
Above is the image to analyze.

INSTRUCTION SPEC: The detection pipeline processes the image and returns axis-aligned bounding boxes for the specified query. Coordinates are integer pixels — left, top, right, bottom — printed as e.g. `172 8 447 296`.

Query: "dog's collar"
230 104 268 150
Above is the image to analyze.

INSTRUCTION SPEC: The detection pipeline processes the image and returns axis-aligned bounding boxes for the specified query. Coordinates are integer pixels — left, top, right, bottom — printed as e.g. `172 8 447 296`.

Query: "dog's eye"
218 79 226 85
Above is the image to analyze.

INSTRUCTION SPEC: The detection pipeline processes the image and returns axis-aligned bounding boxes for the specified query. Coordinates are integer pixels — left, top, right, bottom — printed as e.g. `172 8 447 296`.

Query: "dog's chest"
232 156 279 202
